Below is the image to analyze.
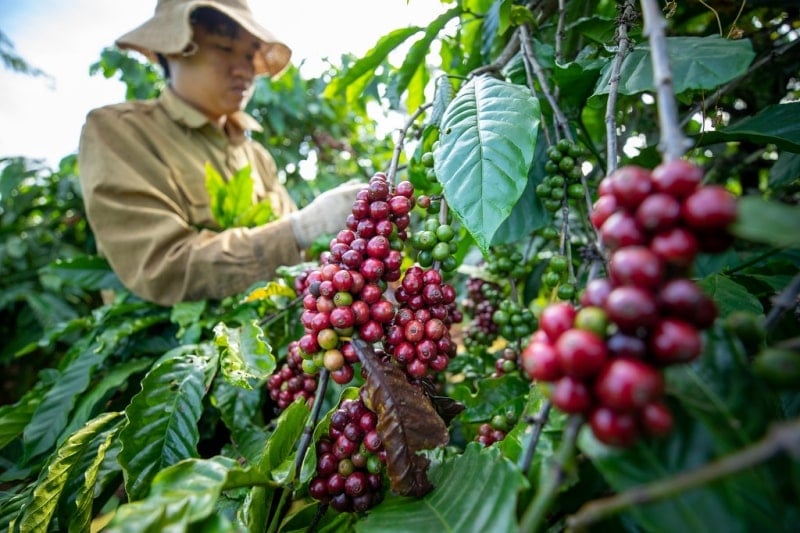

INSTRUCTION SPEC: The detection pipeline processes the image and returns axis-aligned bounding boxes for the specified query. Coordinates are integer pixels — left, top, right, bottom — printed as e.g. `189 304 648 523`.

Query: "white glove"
290 181 364 249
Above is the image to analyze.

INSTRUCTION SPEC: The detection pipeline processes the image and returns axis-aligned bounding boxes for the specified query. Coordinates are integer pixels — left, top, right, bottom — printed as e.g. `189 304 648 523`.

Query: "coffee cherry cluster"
266 340 318 411
540 253 576 302
293 173 414 385
522 161 738 447
475 411 516 446
409 215 458 271
591 160 738 260
309 397 387 513
491 299 537 343
536 139 586 213
492 347 519 377
384 265 461 378
462 276 503 357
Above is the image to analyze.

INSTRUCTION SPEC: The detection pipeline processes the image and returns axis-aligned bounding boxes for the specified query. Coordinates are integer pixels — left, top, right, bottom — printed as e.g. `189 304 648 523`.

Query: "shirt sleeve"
77 106 303 306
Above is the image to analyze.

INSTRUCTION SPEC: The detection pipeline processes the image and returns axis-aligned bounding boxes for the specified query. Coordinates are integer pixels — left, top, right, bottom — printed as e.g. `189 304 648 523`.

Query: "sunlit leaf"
358 443 526 533
593 36 755 96
730 196 800 248
118 345 217 501
18 412 121 533
214 320 276 389
434 76 540 253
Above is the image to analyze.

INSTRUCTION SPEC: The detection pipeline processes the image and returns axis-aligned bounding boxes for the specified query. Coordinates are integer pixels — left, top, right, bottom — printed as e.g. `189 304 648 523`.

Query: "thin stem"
387 103 432 184
764 272 800 332
555 0 566 65
639 0 692 162
293 369 331 482
605 0 637 174
566 416 800 530
519 24 573 143
519 415 584 532
520 400 552 476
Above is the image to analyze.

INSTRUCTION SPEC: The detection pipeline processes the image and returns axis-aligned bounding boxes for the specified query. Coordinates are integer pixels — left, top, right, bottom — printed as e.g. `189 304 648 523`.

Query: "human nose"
231 54 255 80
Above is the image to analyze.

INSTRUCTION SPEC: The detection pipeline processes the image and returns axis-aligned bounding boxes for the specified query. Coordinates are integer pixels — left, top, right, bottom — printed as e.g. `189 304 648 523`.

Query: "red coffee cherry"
594 358 665 411
589 406 639 448
681 185 738 231
651 159 703 198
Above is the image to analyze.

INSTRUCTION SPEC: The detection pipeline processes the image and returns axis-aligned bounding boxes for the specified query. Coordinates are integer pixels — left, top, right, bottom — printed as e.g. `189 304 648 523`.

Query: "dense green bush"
1 1 799 532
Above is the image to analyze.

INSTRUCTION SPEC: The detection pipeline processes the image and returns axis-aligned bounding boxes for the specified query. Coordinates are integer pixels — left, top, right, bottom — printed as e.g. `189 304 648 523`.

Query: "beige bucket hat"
116 0 292 78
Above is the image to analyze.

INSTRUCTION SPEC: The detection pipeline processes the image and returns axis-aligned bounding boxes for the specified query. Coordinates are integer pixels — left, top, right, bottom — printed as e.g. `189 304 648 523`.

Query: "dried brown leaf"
352 339 450 497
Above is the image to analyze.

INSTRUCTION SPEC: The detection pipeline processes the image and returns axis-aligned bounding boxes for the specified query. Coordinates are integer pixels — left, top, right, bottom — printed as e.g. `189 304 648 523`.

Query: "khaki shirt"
78 87 303 306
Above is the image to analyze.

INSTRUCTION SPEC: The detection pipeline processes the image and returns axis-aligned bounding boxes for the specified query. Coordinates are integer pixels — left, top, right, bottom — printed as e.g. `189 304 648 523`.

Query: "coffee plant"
2 1 800 532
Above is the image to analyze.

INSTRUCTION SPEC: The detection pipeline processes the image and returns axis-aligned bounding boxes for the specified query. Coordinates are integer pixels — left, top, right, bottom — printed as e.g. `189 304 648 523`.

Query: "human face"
167 24 261 125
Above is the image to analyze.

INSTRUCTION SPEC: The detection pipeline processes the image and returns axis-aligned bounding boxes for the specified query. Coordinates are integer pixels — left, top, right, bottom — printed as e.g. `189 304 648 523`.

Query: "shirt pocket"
170 165 221 230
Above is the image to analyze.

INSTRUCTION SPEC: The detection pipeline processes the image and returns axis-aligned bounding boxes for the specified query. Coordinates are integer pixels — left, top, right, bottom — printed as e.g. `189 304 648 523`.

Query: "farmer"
77 0 360 306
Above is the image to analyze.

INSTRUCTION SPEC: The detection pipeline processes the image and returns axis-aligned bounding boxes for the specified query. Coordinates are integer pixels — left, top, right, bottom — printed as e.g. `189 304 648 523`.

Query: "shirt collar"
159 87 264 139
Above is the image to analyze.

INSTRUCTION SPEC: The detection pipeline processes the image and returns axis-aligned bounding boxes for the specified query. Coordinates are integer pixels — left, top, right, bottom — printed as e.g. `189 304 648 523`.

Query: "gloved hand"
290 181 364 249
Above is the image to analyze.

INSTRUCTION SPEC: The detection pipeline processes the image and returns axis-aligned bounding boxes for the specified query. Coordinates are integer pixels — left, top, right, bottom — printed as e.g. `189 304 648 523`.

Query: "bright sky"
0 0 447 168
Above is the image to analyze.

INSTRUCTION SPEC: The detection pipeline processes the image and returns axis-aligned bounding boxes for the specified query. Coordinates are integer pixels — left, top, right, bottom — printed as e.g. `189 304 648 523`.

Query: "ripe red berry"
649 318 703 365
594 358 664 411
590 194 619 230
580 278 613 308
658 278 718 328
539 302 576 342
607 165 653 209
640 401 674 437
604 286 659 333
551 376 593 414
681 185 738 230
635 192 681 233
609 246 664 289
589 406 639 447
650 227 699 267
521 341 562 382
555 328 609 378
600 211 646 251
651 159 703 198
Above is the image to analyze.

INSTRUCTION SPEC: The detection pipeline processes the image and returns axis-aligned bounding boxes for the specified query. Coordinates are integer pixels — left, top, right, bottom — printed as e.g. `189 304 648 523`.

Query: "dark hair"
157 7 241 79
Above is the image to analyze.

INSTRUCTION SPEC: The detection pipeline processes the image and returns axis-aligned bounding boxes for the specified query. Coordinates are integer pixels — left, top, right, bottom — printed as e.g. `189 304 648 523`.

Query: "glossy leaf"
450 373 530 423
212 378 270 464
38 255 123 292
730 196 800 248
434 76 540 252
386 7 461 109
118 345 217 501
68 425 118 533
353 339 450 497
699 102 800 153
106 456 236 532
17 412 121 533
258 398 310 483
213 320 276 389
593 36 755 96
357 443 526 533
697 274 764 318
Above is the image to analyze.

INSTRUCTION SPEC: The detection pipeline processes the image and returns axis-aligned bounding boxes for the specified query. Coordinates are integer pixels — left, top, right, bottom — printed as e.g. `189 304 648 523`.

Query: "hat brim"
116 1 291 78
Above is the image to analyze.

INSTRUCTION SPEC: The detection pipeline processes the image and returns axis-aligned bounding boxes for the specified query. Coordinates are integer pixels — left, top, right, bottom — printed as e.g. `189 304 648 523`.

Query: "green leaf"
434 76 540 252
118 345 217 501
225 165 256 224
18 412 121 533
357 443 526 533
23 345 109 462
730 196 800 247
69 424 119 533
212 378 270 464
106 457 236 532
450 373 530 423
0 384 45 450
213 320 276 389
324 27 422 100
697 273 764 318
258 398 309 484
386 7 461 109
593 36 755 97
769 152 800 188
39 255 124 292
698 102 800 153
205 162 228 226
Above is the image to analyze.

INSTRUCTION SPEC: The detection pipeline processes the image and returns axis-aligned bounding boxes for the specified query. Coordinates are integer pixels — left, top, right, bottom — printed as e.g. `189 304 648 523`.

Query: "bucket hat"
116 0 292 78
